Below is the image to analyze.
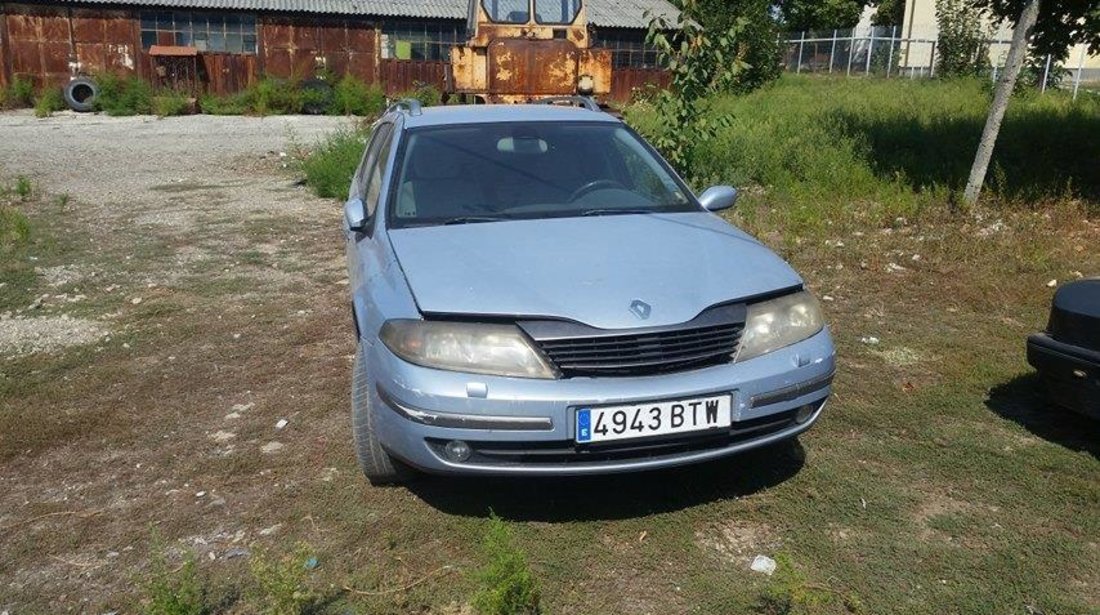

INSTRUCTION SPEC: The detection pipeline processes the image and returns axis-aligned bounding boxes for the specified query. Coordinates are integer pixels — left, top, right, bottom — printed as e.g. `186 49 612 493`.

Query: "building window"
593 29 660 69
140 11 258 54
381 21 465 61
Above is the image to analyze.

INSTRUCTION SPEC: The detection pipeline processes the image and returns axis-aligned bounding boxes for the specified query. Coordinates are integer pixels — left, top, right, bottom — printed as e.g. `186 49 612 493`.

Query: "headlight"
379 320 557 379
735 291 824 363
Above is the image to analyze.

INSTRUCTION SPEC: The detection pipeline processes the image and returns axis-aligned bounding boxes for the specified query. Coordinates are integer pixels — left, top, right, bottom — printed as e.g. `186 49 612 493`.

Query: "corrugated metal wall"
0 3 659 101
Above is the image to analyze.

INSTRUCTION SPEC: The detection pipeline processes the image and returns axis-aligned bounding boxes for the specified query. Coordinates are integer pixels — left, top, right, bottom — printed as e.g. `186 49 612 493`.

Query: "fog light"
443 440 472 462
794 404 815 424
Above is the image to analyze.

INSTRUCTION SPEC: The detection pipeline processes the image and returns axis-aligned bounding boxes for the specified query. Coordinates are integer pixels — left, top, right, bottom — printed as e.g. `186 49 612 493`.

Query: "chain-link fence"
781 26 1098 99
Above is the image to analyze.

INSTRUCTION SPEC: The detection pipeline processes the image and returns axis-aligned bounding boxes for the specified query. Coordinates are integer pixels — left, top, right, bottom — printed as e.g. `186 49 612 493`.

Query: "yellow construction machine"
447 0 612 103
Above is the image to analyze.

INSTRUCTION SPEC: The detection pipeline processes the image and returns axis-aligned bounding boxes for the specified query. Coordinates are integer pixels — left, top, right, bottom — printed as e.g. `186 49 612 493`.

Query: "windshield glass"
481 0 529 23
535 0 581 24
389 122 696 228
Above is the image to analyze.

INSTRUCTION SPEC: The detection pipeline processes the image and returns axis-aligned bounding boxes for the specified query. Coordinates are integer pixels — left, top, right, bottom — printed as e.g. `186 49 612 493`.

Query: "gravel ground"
0 110 351 206
0 110 351 357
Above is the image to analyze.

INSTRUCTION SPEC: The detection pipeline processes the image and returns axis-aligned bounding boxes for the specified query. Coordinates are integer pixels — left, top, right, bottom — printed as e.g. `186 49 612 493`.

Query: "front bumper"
366 327 836 476
1027 333 1100 420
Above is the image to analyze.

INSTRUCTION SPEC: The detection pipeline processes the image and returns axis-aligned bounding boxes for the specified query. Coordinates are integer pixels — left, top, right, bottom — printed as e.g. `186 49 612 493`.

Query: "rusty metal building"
0 0 673 100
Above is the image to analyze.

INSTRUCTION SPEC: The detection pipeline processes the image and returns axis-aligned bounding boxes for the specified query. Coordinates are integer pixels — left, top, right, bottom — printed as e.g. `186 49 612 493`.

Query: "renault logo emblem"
629 299 652 320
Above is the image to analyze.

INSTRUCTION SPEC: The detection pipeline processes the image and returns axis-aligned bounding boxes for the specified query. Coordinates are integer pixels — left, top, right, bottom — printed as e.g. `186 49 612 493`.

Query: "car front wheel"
351 344 417 485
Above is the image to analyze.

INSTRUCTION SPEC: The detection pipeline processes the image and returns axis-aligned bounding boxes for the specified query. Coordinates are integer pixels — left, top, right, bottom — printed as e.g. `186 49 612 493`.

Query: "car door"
345 122 395 291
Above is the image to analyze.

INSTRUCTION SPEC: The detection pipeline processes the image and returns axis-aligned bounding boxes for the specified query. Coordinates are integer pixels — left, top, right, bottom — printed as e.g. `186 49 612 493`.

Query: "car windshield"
389 122 695 227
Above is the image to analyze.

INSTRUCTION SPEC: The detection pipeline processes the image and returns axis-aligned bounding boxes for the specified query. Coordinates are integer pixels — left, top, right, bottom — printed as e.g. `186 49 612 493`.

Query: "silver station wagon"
343 98 836 483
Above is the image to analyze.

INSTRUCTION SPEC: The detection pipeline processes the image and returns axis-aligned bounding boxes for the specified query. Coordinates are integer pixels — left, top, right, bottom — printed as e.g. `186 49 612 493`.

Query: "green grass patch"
33 86 66 118
330 74 386 116
1 76 35 109
153 91 191 117
627 75 1100 232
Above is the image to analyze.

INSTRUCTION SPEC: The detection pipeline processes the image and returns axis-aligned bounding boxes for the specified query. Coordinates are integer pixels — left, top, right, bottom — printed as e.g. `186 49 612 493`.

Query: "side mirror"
698 185 739 212
344 197 367 233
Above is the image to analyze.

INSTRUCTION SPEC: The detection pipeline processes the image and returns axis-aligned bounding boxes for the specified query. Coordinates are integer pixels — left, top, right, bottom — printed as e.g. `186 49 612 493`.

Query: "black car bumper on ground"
1027 332 1100 420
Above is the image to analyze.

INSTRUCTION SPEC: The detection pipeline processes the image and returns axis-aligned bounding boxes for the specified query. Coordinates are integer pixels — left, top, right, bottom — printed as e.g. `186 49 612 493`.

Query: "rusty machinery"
448 0 612 103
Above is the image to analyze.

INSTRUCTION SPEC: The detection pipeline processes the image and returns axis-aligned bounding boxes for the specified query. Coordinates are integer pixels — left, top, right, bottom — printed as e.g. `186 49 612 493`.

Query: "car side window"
352 123 393 204
362 125 395 220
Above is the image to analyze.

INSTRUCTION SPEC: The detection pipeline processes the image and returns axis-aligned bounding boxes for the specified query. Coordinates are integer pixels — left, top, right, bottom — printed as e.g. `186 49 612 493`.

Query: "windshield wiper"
581 208 653 217
441 215 508 225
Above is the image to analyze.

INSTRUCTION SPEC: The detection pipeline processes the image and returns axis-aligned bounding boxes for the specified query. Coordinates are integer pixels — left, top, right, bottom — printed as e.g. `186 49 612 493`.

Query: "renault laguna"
343 98 835 483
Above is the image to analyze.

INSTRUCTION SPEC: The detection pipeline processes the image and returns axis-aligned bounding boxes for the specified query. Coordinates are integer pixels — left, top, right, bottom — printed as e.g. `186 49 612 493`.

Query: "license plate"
575 394 732 444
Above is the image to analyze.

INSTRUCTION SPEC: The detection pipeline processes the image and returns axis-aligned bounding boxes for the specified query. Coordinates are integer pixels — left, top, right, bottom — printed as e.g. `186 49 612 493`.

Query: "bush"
301 129 368 199
243 77 302 115
472 515 540 615
330 75 386 116
1 77 36 109
935 0 990 78
199 92 249 115
94 73 154 115
34 86 66 117
153 91 191 117
395 83 442 108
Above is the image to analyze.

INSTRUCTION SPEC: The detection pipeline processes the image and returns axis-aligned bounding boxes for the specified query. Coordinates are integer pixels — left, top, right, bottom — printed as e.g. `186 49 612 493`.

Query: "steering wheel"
568 179 627 202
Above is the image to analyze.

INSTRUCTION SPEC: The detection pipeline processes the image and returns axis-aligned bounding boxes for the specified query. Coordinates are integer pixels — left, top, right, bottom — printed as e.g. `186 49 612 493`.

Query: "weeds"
33 86 66 118
249 544 321 615
154 91 191 117
145 551 207 615
300 129 367 199
755 554 863 615
331 75 386 116
1 77 35 109
14 176 32 200
394 83 442 108
472 515 540 615
95 73 154 115
0 207 32 248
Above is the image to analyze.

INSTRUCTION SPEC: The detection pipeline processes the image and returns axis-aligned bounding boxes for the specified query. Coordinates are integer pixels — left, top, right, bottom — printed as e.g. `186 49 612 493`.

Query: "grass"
627 75 1100 232
95 73 155 116
33 86 66 117
0 76 35 109
1 77 1098 614
153 91 191 117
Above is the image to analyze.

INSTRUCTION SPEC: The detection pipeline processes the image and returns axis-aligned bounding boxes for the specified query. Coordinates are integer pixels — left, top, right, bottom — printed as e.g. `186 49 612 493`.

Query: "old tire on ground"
64 77 99 112
352 343 417 485
300 78 333 115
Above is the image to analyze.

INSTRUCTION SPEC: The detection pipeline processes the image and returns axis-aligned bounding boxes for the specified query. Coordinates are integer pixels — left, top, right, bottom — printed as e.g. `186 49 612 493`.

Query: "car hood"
387 212 802 330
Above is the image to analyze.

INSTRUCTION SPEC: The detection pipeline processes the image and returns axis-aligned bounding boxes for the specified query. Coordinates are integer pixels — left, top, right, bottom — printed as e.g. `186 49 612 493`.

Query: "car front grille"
519 303 746 377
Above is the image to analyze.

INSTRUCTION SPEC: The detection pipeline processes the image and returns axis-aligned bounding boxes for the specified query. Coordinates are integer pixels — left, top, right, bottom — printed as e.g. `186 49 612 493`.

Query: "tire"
351 343 417 485
64 77 99 112
300 77 333 115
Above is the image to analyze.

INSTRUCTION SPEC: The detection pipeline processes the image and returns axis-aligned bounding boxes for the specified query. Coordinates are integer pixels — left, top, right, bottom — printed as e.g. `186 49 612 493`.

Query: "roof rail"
387 98 423 116
532 96 601 113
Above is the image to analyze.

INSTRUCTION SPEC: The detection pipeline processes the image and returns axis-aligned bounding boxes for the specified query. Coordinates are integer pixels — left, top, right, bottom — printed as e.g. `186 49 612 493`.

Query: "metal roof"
43 0 677 28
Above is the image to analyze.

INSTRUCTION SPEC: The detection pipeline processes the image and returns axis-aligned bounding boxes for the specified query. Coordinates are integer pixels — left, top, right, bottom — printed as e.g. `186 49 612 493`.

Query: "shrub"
2 77 36 109
243 77 301 115
153 91 191 117
472 515 540 615
34 86 66 117
199 92 249 115
94 73 154 115
302 129 368 199
330 74 386 116
395 83 442 108
936 0 990 78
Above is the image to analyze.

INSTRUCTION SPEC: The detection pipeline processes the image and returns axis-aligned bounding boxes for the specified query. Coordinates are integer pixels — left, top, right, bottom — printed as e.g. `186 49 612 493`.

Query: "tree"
696 0 783 92
936 0 991 77
871 0 907 26
645 0 747 179
976 0 1100 62
963 0 1040 204
778 0 865 32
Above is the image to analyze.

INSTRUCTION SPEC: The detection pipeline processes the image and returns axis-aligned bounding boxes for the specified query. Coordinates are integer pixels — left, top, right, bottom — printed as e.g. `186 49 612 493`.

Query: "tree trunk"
962 0 1040 204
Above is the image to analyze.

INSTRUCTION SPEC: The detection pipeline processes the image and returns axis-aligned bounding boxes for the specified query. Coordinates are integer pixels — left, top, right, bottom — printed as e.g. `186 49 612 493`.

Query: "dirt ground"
1 110 1098 615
